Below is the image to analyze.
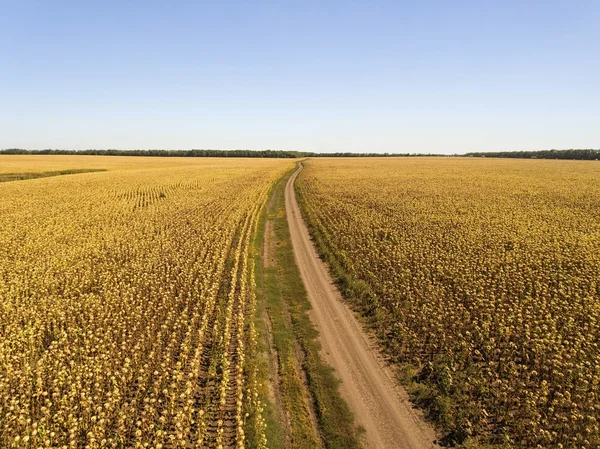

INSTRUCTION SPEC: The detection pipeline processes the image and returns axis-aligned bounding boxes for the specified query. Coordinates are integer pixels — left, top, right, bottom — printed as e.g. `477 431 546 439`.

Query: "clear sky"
1 1 599 154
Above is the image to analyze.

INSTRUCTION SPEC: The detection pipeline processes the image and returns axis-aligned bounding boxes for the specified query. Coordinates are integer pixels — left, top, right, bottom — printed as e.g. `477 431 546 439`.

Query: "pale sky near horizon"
1 1 599 154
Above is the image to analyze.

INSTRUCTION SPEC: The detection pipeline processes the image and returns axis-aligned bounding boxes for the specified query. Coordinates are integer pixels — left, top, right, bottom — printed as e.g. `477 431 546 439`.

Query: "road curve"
285 163 438 449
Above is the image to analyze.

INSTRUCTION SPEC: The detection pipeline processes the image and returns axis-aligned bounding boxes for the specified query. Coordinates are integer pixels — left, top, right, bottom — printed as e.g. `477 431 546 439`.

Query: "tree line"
465 149 600 160
3 148 598 159
0 148 438 158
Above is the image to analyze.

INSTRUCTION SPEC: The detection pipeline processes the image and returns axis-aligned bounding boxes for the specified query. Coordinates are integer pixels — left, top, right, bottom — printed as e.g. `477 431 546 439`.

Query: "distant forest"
465 149 600 160
1 148 438 158
2 148 599 159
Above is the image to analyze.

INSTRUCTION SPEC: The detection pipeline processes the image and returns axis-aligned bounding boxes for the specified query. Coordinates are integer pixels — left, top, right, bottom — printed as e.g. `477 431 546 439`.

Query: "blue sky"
1 1 599 153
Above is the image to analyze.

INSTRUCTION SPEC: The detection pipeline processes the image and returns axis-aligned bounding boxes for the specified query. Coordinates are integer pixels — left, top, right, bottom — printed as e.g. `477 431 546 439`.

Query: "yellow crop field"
297 158 600 448
0 156 293 448
0 155 153 175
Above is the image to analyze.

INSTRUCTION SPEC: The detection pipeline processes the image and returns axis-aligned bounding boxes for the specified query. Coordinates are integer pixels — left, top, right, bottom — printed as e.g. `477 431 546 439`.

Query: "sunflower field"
0 156 293 448
296 158 600 448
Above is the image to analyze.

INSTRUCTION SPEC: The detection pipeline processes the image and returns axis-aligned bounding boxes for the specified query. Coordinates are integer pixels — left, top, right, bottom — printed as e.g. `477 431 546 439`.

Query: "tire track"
286 163 438 449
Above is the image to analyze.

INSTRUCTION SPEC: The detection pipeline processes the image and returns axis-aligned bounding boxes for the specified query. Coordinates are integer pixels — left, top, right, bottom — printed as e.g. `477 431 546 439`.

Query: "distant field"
0 155 122 173
0 169 108 183
0 154 195 173
297 158 600 448
0 156 293 447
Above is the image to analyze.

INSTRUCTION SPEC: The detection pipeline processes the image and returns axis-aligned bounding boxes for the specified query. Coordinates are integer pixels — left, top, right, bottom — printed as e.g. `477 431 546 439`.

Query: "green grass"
248 165 362 449
244 172 288 449
0 168 107 183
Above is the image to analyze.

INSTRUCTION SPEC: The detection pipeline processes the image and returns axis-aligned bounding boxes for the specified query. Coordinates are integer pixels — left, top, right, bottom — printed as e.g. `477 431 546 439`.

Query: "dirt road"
285 163 438 449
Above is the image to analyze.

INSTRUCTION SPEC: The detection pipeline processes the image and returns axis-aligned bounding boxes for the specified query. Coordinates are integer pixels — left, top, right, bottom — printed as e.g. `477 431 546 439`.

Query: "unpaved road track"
286 163 438 449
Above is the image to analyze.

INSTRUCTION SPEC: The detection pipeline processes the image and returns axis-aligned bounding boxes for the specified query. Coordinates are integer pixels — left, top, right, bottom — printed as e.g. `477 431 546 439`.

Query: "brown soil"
263 220 275 268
